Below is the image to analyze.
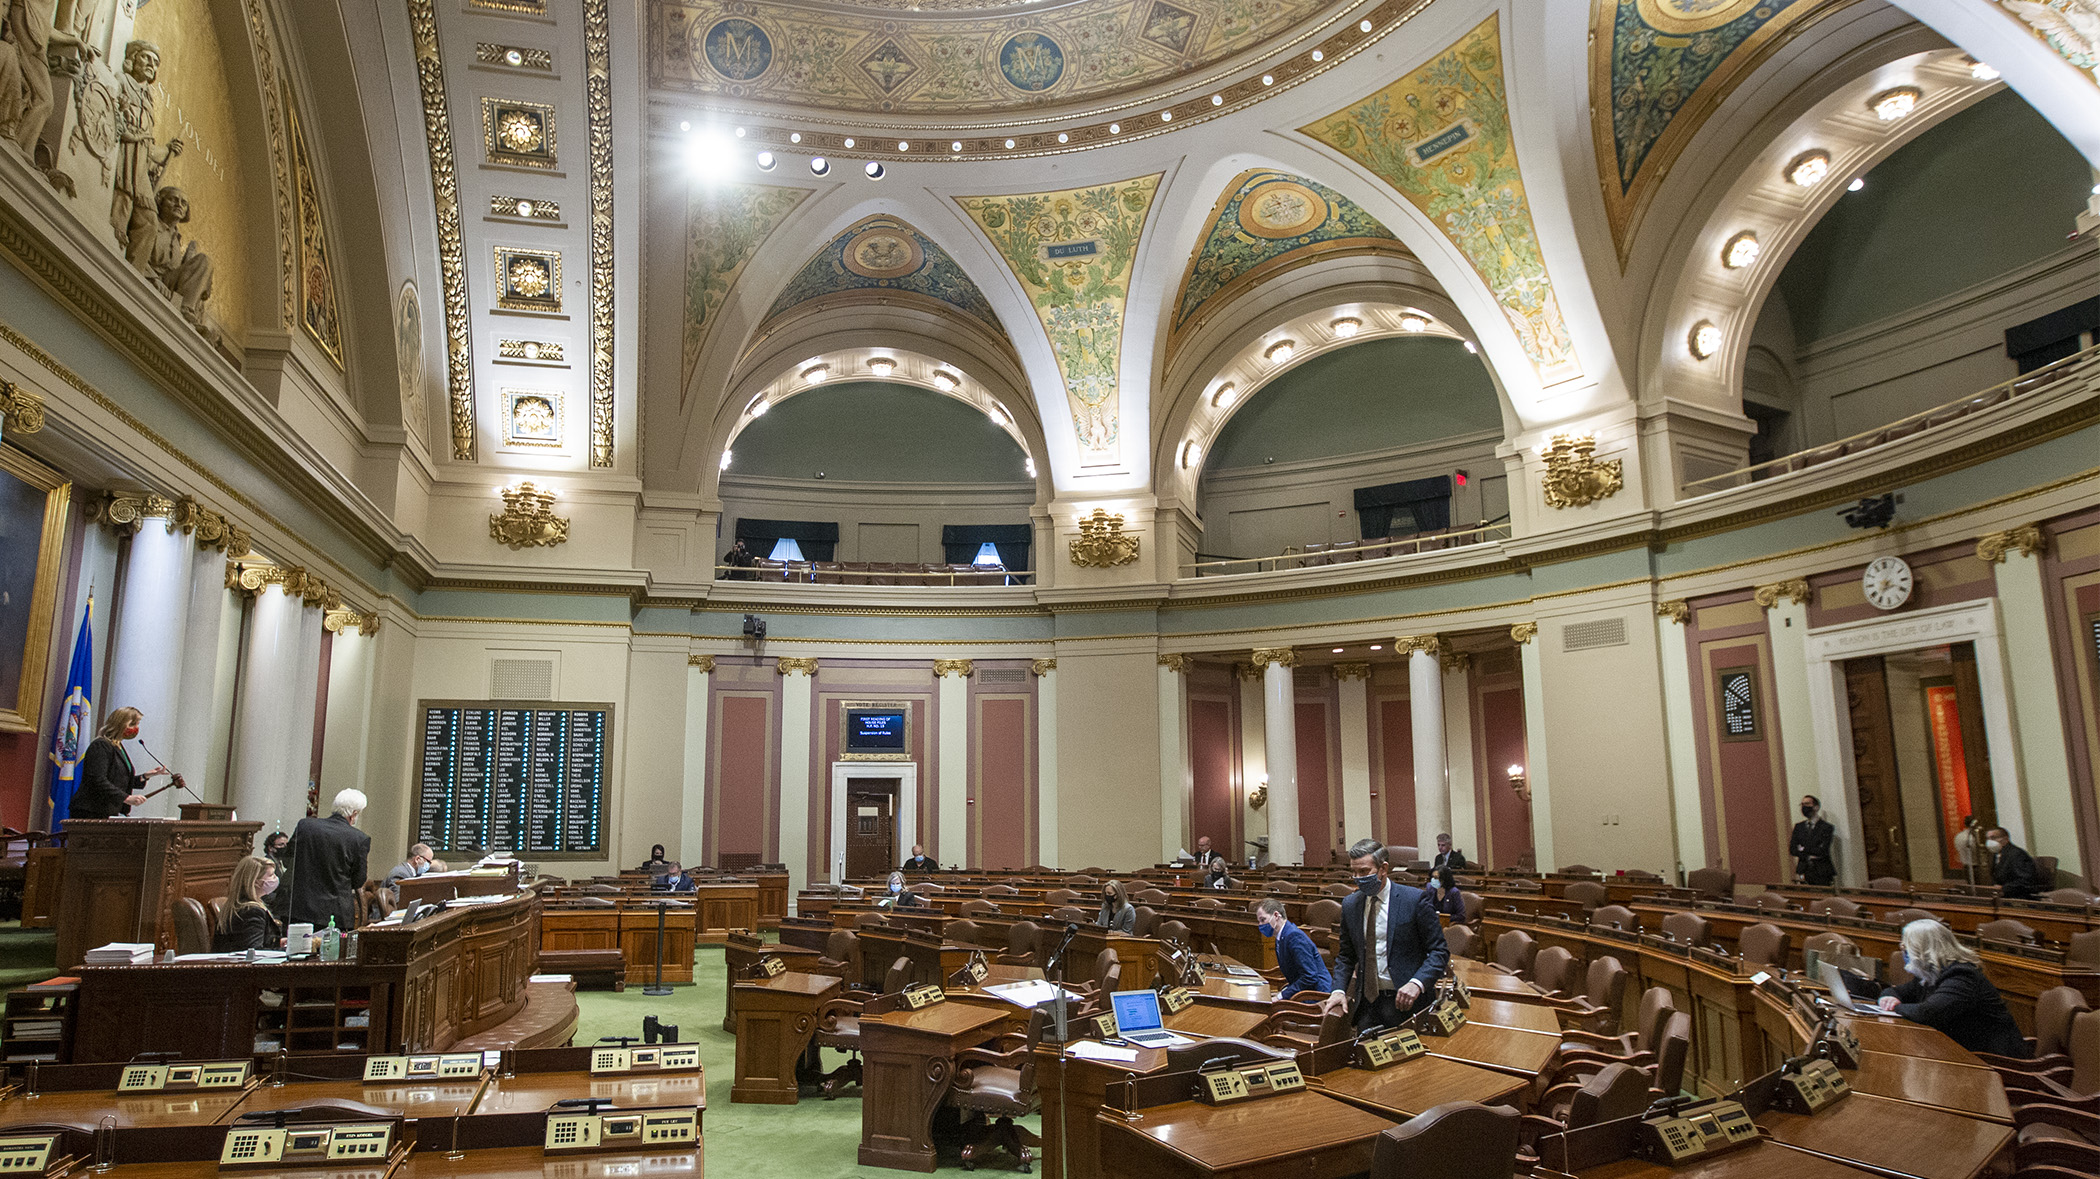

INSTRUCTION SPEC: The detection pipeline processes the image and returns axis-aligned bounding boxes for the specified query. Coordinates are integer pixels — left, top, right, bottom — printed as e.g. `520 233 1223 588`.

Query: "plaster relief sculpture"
111 39 180 266
143 184 213 327
0 0 91 158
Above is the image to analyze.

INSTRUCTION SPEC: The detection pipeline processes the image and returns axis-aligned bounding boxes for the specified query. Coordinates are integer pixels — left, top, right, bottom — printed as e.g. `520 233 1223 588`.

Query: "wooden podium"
55 817 262 967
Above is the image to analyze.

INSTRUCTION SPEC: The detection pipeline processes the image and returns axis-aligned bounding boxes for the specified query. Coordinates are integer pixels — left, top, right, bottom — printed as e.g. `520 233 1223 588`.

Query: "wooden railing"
1179 521 1514 578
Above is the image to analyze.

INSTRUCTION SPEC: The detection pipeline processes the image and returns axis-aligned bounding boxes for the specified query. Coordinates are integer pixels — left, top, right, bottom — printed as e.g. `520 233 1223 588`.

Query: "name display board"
414 700 612 858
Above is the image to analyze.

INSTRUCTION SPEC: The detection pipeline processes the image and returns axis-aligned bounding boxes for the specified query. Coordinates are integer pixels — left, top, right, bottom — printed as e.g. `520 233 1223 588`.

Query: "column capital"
1753 579 1810 609
1509 622 1537 645
0 378 46 435
1656 599 1690 624
1331 662 1370 681
1156 653 1193 674
1251 647 1297 670
1030 658 1057 676
1977 525 2046 564
1439 651 1471 673
933 658 975 679
322 608 381 636
688 654 716 672
173 497 251 555
777 656 819 676
1394 634 1441 655
89 490 178 534
1233 662 1264 681
227 560 309 598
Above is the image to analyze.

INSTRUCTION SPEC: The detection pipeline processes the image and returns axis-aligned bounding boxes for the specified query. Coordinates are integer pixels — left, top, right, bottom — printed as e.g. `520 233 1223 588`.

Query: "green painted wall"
1774 90 2092 344
727 382 1031 483
1206 336 1501 471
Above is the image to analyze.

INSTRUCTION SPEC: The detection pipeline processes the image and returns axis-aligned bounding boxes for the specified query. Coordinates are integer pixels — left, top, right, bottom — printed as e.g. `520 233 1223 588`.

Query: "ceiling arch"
761 213 1006 335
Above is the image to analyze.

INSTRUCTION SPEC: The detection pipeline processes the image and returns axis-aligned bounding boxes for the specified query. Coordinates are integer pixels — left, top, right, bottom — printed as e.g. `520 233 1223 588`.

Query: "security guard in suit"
1321 838 1449 1030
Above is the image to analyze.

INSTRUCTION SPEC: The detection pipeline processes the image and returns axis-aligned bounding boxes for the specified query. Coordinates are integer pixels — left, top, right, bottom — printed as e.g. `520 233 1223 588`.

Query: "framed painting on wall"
0 444 71 733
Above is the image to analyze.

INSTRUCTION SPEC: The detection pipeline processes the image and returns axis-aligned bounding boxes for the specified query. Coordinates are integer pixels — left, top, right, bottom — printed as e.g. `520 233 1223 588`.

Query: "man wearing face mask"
1320 839 1448 1028
1789 795 1836 886
1986 828 2044 899
901 844 938 873
1252 897 1332 1000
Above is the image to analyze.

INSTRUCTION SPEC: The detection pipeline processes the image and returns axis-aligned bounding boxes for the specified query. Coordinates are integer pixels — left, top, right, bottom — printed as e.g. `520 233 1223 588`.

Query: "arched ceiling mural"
681 183 810 387
1170 169 1404 345
765 214 1003 332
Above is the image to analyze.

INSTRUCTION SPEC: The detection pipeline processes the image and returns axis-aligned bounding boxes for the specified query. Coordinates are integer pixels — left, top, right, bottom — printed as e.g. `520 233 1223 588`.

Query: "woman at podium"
70 707 166 820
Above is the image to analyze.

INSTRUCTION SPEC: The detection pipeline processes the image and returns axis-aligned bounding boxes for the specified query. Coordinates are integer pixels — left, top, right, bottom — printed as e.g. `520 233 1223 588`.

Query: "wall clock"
1862 556 1913 611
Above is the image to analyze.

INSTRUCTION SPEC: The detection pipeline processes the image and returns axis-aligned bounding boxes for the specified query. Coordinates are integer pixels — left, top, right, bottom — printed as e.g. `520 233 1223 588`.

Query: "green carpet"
577 944 1041 1177
0 924 58 991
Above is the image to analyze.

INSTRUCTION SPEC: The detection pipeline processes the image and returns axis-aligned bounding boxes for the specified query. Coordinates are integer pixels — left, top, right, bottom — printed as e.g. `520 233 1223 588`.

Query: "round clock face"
1863 556 1913 611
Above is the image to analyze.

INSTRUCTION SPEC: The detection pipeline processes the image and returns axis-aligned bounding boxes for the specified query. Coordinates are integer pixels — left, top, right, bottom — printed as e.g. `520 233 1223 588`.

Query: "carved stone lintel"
1753 580 1811 610
89 490 177 533
1509 622 1538 645
1976 526 2046 564
1068 508 1140 568
777 657 819 676
1030 658 1057 676
688 654 716 672
1439 651 1471 673
1157 653 1193 674
1656 599 1690 624
1394 635 1441 656
1331 662 1371 682
933 658 975 679
1250 647 1297 671
1539 433 1624 510
0 379 46 435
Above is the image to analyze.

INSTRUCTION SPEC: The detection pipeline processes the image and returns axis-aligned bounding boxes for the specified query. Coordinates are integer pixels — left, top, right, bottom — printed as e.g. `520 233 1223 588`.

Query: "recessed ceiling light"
1785 149 1830 186
1211 383 1236 408
897 140 910 151
810 157 829 176
1359 19 1371 31
1262 74 1273 85
719 450 733 470
1160 111 1172 122
734 127 746 138
1005 138 1016 149
843 137 856 148
867 357 897 376
505 48 523 66
1722 231 1759 269
1332 647 1344 654
679 120 690 132
1848 177 1865 192
1311 49 1323 62
1331 317 1361 337
1968 59 2000 81
864 161 885 179
1265 339 1295 362
789 132 801 144
1024 458 1036 477
800 364 829 383
951 141 963 152
1109 123 1120 134
1870 86 1920 121
1397 313 1430 333
1369 644 1382 651
755 151 775 171
1181 441 1201 468
1057 132 1068 143
1462 340 1478 354
514 200 534 218
1211 94 1223 106
1688 320 1721 360
748 395 772 415
931 370 959 391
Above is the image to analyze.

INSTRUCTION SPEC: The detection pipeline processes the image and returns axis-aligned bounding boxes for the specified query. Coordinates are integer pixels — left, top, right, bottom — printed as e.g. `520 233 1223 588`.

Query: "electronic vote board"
413 699 612 858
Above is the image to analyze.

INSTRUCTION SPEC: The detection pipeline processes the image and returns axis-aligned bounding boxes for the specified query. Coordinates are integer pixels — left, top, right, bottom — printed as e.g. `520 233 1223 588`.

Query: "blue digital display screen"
846 709 906 750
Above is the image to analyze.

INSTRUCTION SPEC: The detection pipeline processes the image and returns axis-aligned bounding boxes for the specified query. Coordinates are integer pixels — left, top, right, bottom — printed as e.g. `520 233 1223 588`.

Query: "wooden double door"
845 781 897 879
1842 643 1997 882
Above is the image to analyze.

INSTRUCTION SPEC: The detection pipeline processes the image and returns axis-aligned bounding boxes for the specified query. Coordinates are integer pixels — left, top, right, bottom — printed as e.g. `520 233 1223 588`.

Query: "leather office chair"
2070 931 2100 968
945 919 987 948
1047 905 1089 924
1063 875 1096 886
1461 894 1485 924
999 921 1040 967
172 897 212 954
1565 956 1630 1034
1045 888 1081 907
1808 897 1862 918
1302 898 1342 936
1867 876 1907 891
2046 888 2095 907
1132 906 1160 937
1370 1101 1519 1179
1133 888 1170 905
811 956 914 1098
1802 932 1859 961
1445 925 1481 961
1163 1037 1294 1074
1888 907 1940 927
1190 897 1224 911
1563 881 1608 913
2039 856 2061 888
1492 930 1537 978
1324 882 1356 897
1560 865 1598 876
1590 905 1637 932
1981 918 2041 945
1266 880 1300 896
1987 987 2088 1080
982 884 1020 898
1532 947 1580 997
1686 867 1735 900
1737 923 1790 967
1527 1061 1650 1143
1751 892 1794 911
959 899 1002 917
1092 948 1122 993
206 896 229 931
1659 911 1710 946
1558 985 1673 1064
1156 919 1193 946
1650 1012 1693 1097
1385 845 1419 867
948 1008 1050 1171
815 929 865 987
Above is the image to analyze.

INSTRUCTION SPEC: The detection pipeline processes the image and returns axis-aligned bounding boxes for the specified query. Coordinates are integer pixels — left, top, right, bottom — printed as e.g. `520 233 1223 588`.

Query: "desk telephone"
1636 1098 1760 1164
118 1060 251 1092
1815 1021 1862 1070
899 983 946 1010
1194 1060 1306 1106
1413 983 1466 1036
543 1106 700 1154
219 1122 395 1170
951 952 990 987
590 1043 703 1075
1087 1011 1120 1040
1775 1058 1851 1114
361 1053 483 1082
1158 986 1195 1014
0 1135 59 1176
1351 1028 1426 1070
751 955 787 978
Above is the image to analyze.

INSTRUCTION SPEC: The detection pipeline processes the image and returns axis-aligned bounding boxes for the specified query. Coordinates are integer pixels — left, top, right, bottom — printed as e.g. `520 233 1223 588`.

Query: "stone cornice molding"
88 490 178 533
0 378 44 434
1753 579 1811 609
1976 525 2045 564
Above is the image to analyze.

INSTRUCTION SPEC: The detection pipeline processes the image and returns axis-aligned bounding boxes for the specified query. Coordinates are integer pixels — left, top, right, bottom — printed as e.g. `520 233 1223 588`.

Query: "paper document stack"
84 943 154 965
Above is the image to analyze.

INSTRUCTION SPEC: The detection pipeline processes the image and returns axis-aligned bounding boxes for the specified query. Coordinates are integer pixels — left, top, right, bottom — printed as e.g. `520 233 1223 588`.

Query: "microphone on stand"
134 740 192 804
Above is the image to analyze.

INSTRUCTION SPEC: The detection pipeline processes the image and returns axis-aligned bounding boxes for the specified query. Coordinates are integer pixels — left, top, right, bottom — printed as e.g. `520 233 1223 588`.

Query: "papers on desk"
983 980 1085 1008
444 890 527 905
1065 1041 1142 1064
84 943 155 965
171 950 287 964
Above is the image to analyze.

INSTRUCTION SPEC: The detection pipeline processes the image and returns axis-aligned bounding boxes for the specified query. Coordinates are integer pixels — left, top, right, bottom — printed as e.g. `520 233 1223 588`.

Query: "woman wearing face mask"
215 855 286 952
1205 859 1232 890
1095 880 1135 933
882 870 923 908
1874 919 2028 1057
1789 795 1836 885
1252 897 1333 1000
1430 869 1466 921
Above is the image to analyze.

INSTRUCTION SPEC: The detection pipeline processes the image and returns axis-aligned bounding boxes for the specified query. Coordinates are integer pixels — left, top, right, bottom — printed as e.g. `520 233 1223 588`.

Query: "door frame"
830 762 918 884
1803 599 2026 886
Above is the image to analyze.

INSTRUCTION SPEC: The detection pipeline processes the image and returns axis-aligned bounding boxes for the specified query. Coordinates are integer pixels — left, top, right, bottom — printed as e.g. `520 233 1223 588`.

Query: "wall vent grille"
1562 618 1628 652
978 667 1027 686
491 657 555 699
1293 668 1327 689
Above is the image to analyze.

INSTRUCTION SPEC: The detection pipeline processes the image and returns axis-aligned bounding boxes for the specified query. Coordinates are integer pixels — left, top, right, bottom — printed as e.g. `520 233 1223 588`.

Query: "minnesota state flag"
47 596 94 823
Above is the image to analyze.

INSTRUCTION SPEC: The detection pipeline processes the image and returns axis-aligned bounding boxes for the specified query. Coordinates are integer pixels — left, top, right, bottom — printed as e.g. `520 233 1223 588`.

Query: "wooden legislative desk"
1097 1088 1396 1179
0 1084 251 1128
55 817 262 967
1756 1091 2010 1179
731 970 840 1104
71 891 562 1061
721 931 822 1031
1558 1140 1891 1179
857 996 1020 1172
1311 1053 1529 1118
540 903 698 984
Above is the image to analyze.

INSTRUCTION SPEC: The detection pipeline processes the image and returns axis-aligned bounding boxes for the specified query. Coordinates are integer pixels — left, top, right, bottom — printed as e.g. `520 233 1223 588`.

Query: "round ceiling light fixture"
1397 313 1430 333
1180 440 1202 469
897 140 910 151
864 161 885 179
931 370 959 391
951 141 963 152
1211 94 1223 106
1311 49 1323 61
1057 132 1069 143
867 357 897 377
513 200 535 218
1968 58 2000 81
1265 339 1296 363
1261 74 1273 85
1210 383 1236 408
809 156 829 176
1785 149 1830 186
719 450 733 470
1721 231 1760 269
747 395 771 416
1688 320 1722 360
1848 177 1865 192
755 151 776 171
1359 18 1371 31
789 132 801 144
800 364 829 384
1331 316 1361 337
1109 123 1120 134
1870 86 1920 121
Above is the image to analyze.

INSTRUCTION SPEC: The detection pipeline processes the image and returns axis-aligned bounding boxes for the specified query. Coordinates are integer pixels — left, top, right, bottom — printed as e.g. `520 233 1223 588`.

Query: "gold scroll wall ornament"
933 659 975 678
1030 659 1057 676
0 379 46 435
87 491 176 532
323 608 381 635
1394 635 1441 656
1539 433 1623 509
1509 622 1537 645
777 657 819 676
1753 579 1810 610
1331 662 1370 681
688 654 717 672
584 0 616 468
489 482 570 548
407 0 476 461
1656 600 1690 624
227 560 307 598
1069 509 1140 568
1156 653 1193 673
1439 651 1471 673
1976 526 2046 564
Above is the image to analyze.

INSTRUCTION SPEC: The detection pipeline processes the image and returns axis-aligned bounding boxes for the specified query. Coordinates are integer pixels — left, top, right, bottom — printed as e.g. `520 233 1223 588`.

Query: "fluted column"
681 655 714 864
97 495 192 818
1333 663 1373 845
1981 527 2080 877
1513 622 1555 871
777 658 817 897
230 571 302 827
1033 659 1058 868
1400 636 1448 855
1158 654 1194 864
171 504 249 800
935 659 974 867
1254 648 1299 867
1440 650 1477 860
1654 601 1706 876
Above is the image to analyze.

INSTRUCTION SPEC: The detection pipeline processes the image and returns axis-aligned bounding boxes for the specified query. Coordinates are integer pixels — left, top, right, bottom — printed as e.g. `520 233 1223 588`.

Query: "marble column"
1401 636 1447 856
1759 581 1846 883
317 609 381 826
1237 664 1266 856
1655 601 1707 877
284 592 325 819
777 658 816 897
1333 663 1373 847
1983 528 2080 878
1514 623 1555 871
100 497 193 817
229 571 303 828
935 660 973 867
1033 659 1059 868
1440 651 1477 861
1157 654 1193 863
681 655 714 865
172 542 236 799
1254 648 1299 867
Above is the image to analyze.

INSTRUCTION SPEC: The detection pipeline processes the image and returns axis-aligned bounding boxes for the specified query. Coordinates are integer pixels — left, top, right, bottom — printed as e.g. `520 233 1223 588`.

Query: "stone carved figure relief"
0 0 91 158
142 184 212 325
111 39 180 265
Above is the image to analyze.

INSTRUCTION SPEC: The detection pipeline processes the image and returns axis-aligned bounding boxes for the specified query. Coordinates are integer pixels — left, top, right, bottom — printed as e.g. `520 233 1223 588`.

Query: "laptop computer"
1110 990 1191 1047
1818 961 1893 1016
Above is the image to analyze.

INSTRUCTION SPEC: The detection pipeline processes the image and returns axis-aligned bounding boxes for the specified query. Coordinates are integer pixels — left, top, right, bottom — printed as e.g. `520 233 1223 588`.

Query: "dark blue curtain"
734 518 840 561
1353 476 1452 540
941 524 1032 570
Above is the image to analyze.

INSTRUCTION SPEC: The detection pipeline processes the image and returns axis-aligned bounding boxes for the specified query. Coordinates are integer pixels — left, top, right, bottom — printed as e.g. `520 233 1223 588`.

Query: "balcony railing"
1179 522 1515 578
1681 342 2100 497
716 560 1032 586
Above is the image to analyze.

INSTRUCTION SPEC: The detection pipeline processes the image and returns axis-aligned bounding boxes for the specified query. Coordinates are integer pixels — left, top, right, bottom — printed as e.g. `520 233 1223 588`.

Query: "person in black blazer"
215 855 286 952
1095 880 1136 933
1322 838 1449 1029
1790 795 1836 885
69 707 166 820
1430 868 1466 921
1192 836 1223 871
901 844 938 872
1876 919 2028 1057
287 789 373 933
1430 834 1468 873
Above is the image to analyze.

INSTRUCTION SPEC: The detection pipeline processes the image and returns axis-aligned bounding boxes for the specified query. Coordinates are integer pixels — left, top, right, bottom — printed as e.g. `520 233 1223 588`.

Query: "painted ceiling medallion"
1236 180 1327 239
765 214 1001 331
1171 169 1400 339
496 246 563 312
1000 32 1066 93
481 98 557 168
702 18 774 82
843 226 925 279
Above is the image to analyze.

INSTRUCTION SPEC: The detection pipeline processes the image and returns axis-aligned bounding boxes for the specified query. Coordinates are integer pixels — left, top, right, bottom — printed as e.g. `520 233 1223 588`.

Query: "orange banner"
1925 684 1973 865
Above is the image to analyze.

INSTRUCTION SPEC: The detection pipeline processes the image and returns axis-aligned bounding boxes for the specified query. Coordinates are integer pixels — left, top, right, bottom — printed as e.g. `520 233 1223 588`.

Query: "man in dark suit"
1987 828 2045 899
1430 833 1467 872
1790 795 1836 885
288 789 373 933
1192 835 1223 871
1321 838 1449 1030
901 844 938 872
